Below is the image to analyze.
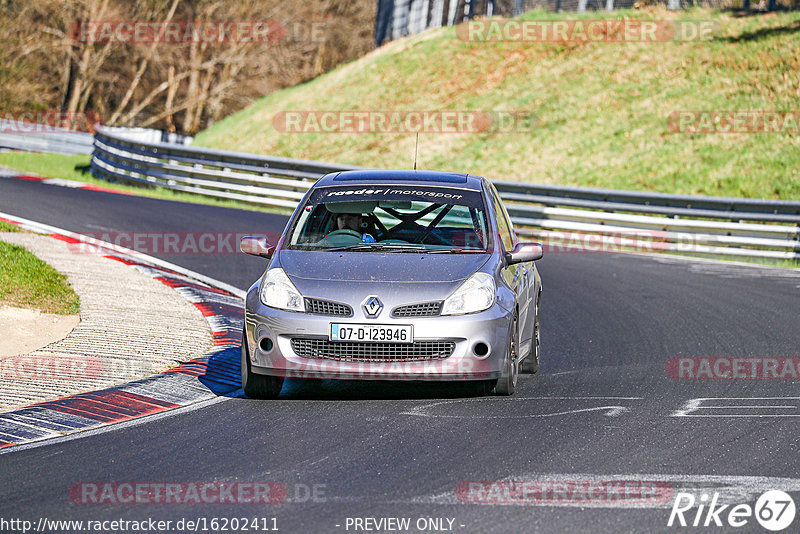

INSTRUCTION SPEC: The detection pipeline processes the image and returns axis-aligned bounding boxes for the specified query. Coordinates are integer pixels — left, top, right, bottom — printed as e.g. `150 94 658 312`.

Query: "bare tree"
1 0 377 133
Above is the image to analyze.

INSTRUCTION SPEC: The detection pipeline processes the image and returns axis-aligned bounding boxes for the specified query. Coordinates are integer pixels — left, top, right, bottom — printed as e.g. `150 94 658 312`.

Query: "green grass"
195 7 800 200
0 152 287 213
0 240 80 314
0 220 21 232
664 250 800 268
0 152 90 182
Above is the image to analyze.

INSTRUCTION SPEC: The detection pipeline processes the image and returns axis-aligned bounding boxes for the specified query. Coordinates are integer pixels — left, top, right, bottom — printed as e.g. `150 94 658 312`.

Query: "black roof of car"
316 170 484 190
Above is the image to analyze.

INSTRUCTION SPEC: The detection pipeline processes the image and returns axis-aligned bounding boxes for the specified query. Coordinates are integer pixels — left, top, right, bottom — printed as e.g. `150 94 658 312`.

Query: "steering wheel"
328 229 362 238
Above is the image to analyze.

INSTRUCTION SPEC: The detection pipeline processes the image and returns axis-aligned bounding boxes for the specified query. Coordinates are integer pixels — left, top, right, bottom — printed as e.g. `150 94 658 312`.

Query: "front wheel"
520 298 540 374
241 332 284 399
494 316 518 396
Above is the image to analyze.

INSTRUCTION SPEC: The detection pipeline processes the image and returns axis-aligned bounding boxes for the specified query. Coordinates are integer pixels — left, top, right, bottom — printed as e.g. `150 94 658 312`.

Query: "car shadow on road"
175 345 493 400
276 378 492 400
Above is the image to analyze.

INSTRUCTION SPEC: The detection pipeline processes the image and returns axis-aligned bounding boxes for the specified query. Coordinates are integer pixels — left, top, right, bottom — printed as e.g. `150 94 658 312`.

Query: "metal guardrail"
0 119 95 155
99 126 194 146
91 126 800 262
0 123 193 155
92 127 358 209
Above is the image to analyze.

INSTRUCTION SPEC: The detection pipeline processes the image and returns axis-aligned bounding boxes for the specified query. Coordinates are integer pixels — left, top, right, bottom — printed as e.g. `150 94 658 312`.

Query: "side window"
501 200 516 242
489 185 514 251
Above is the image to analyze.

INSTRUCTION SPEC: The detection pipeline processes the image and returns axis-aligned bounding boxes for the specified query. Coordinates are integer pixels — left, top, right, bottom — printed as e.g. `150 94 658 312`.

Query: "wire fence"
375 0 797 44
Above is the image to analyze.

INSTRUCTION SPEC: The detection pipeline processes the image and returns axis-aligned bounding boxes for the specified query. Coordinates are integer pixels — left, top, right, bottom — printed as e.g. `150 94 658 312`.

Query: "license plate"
329 323 413 343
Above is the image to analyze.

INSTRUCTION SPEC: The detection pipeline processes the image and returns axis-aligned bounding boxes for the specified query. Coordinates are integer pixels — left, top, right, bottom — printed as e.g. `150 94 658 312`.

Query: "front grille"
290 338 455 362
392 301 443 317
304 298 352 317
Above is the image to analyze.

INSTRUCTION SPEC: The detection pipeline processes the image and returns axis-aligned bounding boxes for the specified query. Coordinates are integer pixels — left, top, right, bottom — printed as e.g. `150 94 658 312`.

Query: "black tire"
495 316 518 396
520 298 540 374
241 332 284 399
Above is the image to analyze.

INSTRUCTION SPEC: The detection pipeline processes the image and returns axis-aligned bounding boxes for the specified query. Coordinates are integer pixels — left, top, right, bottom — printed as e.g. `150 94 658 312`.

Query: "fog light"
259 337 274 352
473 342 489 357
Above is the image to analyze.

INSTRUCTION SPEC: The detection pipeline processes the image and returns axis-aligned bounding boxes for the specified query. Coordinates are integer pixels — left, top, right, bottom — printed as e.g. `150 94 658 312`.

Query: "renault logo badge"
362 296 383 318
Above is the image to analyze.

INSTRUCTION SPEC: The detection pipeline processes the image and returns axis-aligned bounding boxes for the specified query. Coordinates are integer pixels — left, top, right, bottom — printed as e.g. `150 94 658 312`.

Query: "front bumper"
244 302 512 382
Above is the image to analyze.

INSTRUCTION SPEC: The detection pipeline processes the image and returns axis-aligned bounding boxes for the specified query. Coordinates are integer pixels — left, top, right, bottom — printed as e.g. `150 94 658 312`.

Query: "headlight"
441 272 495 315
260 268 305 312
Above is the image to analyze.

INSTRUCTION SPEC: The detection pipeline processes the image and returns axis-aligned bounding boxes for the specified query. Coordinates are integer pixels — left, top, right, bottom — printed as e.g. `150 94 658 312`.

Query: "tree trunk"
165 66 177 133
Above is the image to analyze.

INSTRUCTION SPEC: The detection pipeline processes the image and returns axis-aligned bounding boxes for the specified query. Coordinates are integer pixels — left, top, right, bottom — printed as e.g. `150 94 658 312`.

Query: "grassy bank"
0 239 80 314
195 8 800 200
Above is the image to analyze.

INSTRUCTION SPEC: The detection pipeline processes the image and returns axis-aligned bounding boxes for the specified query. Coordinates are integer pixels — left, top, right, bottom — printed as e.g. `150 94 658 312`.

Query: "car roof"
315 170 485 191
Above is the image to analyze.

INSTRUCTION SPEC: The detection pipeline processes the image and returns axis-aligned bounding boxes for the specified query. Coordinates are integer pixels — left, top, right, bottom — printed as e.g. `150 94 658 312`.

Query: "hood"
277 250 490 283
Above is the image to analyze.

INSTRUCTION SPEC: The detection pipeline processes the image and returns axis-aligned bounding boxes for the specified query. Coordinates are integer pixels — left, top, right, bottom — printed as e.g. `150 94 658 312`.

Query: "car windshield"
287 185 489 252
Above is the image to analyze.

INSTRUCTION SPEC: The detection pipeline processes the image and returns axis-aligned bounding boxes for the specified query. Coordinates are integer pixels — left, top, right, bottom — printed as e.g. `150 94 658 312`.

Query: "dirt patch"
0 305 79 358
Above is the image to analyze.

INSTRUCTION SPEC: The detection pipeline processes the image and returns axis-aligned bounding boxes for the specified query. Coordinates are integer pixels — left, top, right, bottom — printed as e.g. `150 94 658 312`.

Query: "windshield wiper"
326 243 427 252
424 248 486 254
325 244 486 253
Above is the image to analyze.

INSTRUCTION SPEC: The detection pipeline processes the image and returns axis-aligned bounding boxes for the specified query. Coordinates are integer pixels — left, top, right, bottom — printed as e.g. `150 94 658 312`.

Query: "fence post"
454 0 467 23
374 0 396 45
492 0 515 15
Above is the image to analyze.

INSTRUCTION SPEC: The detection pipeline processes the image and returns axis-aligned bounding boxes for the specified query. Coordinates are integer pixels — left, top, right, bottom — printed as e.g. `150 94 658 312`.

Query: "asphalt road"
2 177 800 534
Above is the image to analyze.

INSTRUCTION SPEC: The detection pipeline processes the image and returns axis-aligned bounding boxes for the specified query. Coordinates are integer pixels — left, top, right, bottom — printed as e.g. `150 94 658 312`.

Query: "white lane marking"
0 393 237 455
672 397 800 417
550 370 581 376
402 473 800 509
41 178 88 188
699 405 797 409
0 211 246 299
0 415 62 439
400 396 641 419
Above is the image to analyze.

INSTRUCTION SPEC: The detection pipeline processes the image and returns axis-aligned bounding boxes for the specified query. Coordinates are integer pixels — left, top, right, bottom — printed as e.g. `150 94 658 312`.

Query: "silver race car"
240 170 542 397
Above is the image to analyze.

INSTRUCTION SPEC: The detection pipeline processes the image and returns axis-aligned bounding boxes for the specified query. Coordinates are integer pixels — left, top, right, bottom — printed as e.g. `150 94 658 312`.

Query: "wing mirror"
240 236 274 258
505 242 543 265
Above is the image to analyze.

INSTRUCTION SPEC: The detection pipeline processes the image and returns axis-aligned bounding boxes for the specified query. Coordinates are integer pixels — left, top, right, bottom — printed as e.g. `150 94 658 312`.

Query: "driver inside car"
326 212 376 243
336 212 364 233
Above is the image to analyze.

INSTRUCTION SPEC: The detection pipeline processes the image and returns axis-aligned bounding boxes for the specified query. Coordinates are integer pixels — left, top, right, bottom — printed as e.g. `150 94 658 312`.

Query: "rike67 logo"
668 490 796 531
